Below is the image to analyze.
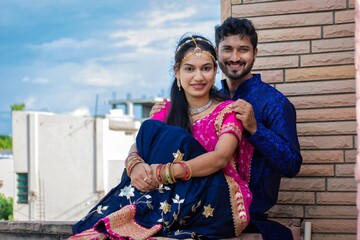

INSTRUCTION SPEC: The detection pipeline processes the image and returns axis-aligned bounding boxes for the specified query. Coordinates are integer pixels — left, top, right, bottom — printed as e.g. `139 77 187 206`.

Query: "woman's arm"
173 132 239 178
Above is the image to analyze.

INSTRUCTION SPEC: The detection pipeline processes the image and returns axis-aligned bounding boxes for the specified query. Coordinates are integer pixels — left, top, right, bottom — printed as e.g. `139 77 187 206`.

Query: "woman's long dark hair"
166 34 226 133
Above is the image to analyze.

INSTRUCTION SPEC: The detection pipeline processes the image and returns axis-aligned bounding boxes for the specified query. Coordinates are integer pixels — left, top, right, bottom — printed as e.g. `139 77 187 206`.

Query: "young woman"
70 34 253 240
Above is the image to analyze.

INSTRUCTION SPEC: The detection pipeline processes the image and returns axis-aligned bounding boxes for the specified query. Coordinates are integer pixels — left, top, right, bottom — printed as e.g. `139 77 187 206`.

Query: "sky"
0 0 221 135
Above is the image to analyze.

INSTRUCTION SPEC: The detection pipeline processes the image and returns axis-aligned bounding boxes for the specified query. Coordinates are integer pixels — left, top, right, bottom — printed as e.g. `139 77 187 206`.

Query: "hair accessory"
176 36 216 65
176 37 213 53
191 37 202 58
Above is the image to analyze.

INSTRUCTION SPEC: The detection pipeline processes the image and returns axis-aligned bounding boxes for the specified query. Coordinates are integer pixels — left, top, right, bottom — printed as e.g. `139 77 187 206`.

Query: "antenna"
94 94 99 117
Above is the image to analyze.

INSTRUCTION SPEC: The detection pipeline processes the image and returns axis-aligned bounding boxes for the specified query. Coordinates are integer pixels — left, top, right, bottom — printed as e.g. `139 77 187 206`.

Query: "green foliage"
10 103 25 111
0 193 13 220
0 135 12 150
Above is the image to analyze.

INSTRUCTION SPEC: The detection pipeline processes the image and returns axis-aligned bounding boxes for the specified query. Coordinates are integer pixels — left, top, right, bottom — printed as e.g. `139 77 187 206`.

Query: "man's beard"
219 60 254 81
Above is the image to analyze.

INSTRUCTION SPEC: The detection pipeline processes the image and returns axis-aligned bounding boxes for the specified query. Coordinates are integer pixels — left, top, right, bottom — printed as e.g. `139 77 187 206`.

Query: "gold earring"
177 78 181 91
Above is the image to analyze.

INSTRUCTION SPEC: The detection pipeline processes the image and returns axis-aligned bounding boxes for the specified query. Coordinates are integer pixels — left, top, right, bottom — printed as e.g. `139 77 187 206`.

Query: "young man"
215 17 302 239
151 17 302 240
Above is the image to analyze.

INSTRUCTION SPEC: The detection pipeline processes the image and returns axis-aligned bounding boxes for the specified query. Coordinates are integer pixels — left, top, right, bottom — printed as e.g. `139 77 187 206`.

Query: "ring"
143 177 148 182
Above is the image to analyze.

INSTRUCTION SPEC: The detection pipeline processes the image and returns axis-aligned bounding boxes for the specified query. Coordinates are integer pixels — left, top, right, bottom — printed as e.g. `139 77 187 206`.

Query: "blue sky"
0 0 221 135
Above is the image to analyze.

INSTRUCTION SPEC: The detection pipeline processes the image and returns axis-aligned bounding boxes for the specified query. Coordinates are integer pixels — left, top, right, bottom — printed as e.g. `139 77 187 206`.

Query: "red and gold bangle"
185 161 192 180
126 157 144 176
156 164 163 184
177 161 192 181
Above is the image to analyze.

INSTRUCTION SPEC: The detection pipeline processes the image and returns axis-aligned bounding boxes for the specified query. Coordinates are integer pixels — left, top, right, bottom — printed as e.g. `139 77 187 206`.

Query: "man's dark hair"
215 17 258 49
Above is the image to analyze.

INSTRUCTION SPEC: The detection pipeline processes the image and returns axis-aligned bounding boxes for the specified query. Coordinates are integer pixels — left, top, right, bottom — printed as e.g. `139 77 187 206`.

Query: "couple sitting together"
70 17 302 240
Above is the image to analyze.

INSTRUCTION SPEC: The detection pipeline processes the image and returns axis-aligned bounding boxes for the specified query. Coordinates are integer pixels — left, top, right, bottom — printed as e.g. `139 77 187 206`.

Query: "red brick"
345 150 356 163
277 80 355 96
254 70 283 84
232 0 346 18
280 178 325 191
335 10 355 23
277 191 315 204
296 107 355 122
268 205 304 218
299 136 353 149
297 121 356 136
298 164 334 177
317 192 356 205
336 164 355 177
221 0 231 22
305 205 357 218
301 51 354 67
288 94 355 109
310 219 357 233
312 37 354 53
301 150 344 164
258 27 321 42
312 233 356 240
241 0 275 3
327 178 356 191
249 12 333 29
258 41 309 56
285 65 355 82
349 0 355 8
323 23 355 38
254 56 298 70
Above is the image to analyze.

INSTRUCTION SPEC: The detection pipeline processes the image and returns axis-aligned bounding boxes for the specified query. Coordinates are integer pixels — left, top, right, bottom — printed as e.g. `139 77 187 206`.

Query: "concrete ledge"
0 221 75 240
0 221 267 239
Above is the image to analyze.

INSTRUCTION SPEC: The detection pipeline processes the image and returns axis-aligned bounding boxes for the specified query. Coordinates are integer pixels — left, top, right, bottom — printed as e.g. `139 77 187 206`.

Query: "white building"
0 150 14 199
11 98 161 221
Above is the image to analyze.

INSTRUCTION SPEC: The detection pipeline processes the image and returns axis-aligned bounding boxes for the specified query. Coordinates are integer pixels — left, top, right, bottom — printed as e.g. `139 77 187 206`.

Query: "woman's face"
175 50 217 104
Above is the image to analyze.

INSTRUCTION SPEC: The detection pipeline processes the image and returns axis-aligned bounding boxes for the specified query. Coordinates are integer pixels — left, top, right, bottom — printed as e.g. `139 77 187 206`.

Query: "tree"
10 103 25 111
0 193 13 220
0 135 12 149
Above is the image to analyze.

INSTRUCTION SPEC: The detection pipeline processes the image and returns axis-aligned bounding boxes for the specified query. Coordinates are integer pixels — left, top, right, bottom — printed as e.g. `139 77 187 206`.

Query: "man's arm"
248 100 302 177
231 99 302 177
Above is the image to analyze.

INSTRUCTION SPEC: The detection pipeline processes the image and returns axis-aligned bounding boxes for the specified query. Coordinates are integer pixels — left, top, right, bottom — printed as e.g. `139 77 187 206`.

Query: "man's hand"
230 99 257 135
149 98 167 118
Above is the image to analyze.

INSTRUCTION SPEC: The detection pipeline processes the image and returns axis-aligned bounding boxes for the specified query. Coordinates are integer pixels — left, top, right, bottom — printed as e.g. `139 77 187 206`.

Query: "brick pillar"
356 1 360 239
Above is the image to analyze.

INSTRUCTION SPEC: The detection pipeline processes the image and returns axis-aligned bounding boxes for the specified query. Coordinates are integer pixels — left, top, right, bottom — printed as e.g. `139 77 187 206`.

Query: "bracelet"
156 164 163 184
160 164 168 184
164 163 174 184
125 152 139 168
169 163 176 183
126 156 144 176
177 161 192 181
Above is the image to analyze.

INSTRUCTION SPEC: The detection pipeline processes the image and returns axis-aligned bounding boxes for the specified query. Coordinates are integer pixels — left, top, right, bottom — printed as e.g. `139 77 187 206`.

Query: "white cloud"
33 38 98 51
145 7 196 27
66 107 91 117
70 62 141 87
21 76 49 84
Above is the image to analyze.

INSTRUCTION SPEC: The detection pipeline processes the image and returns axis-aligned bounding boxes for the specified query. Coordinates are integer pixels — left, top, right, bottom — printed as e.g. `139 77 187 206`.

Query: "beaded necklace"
189 99 213 116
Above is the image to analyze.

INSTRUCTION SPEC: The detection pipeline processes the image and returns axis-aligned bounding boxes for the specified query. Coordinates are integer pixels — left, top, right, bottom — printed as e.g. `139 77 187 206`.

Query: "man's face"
217 34 257 82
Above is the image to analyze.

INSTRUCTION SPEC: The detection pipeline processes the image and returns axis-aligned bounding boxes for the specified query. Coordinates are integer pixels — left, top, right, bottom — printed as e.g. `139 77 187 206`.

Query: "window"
17 173 28 203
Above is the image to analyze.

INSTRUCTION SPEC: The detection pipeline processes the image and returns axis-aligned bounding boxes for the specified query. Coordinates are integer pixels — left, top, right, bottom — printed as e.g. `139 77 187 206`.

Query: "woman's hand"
149 98 167 118
130 163 158 192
